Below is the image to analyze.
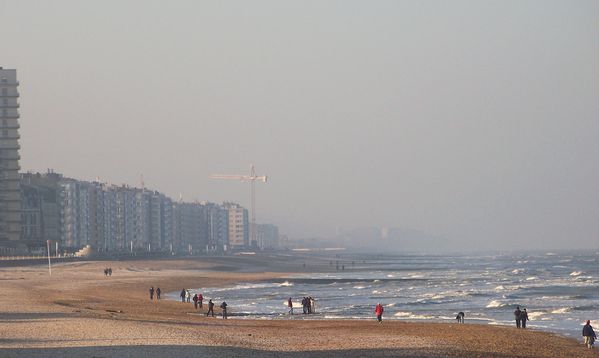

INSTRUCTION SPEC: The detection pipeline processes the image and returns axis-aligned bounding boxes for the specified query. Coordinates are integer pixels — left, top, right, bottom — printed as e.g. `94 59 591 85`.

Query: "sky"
1 0 598 250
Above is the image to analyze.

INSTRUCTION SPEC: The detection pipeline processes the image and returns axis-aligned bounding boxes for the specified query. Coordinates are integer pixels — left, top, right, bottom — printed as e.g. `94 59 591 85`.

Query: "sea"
169 251 599 338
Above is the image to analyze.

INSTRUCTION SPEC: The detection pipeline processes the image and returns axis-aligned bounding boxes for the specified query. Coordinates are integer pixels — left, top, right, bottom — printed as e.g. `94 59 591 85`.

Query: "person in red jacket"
375 303 384 323
198 293 203 309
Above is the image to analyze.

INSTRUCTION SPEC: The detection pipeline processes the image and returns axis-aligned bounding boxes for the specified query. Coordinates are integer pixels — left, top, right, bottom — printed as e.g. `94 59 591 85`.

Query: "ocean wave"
551 307 571 314
527 311 544 320
279 281 293 287
569 271 582 277
495 285 506 291
525 276 538 281
486 300 506 308
394 311 411 317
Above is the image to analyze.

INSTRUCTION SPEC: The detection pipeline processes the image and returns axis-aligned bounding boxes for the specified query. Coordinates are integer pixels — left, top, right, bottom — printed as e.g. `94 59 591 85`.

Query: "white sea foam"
551 307 571 314
279 281 293 287
527 311 544 320
495 285 505 291
394 311 411 317
525 276 537 281
486 300 505 308
353 286 366 289
569 271 582 277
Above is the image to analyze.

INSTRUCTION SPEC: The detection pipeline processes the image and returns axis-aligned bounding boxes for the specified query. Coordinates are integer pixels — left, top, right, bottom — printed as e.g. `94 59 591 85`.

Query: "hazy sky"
2 0 598 250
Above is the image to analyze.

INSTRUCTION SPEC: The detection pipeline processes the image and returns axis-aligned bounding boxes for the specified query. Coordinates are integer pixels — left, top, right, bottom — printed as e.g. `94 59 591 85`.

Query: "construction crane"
210 165 268 247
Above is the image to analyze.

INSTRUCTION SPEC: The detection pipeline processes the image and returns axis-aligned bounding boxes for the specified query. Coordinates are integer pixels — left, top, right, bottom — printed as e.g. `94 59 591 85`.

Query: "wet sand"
0 255 596 357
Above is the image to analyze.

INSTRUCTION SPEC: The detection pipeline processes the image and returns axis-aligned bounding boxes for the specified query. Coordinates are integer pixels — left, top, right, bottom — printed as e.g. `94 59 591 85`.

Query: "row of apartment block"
19 171 259 254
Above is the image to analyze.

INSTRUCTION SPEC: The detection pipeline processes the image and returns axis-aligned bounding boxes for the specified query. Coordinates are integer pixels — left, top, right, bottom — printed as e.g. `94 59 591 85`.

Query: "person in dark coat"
180 289 186 302
193 294 199 310
302 297 307 314
520 308 529 328
220 301 228 319
149 286 154 300
583 320 596 349
206 299 215 317
156 287 161 300
456 312 465 323
514 306 521 328
288 297 293 315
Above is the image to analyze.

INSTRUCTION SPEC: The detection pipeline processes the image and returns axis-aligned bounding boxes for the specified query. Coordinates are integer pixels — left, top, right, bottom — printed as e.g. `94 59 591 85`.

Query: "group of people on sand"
103 267 113 276
513 306 530 328
178 289 228 319
148 286 161 300
287 296 316 315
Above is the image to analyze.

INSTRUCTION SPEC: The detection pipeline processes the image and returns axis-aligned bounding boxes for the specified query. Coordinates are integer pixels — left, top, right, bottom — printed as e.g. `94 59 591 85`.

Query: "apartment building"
0 68 21 252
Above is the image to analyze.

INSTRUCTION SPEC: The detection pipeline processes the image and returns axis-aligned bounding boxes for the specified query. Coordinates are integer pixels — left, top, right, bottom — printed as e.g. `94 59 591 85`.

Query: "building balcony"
0 163 20 170
0 143 20 150
0 114 19 119
0 154 20 160
0 93 19 98
1 124 20 129
0 81 19 86
0 135 20 140
0 104 19 109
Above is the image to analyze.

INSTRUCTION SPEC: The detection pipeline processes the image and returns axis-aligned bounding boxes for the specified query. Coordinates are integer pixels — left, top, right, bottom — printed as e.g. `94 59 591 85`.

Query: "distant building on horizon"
256 223 279 250
0 68 22 252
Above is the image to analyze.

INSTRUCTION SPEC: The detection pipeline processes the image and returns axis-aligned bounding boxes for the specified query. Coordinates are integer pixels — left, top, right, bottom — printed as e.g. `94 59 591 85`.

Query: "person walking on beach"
220 301 228 319
583 320 596 349
288 297 293 315
193 294 199 310
156 287 161 300
180 289 186 303
149 286 154 300
514 306 521 328
185 289 191 303
310 297 315 314
456 312 465 323
302 297 307 314
375 303 384 323
207 299 215 317
198 293 203 308
520 308 529 328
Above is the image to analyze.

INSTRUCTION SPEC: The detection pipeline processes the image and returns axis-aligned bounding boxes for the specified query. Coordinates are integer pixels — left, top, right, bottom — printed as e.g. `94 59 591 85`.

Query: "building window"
2 129 7 137
1 88 6 96
2 119 6 127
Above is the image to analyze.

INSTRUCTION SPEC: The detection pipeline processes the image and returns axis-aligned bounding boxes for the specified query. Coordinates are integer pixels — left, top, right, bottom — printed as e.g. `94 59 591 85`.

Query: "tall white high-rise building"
0 68 21 252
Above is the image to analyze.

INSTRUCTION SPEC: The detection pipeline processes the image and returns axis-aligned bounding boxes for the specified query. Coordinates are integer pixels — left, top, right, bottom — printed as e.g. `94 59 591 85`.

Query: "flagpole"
47 240 52 276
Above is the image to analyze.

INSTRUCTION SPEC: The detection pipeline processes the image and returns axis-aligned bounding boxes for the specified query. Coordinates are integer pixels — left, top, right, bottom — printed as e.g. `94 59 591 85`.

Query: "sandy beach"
0 255 596 358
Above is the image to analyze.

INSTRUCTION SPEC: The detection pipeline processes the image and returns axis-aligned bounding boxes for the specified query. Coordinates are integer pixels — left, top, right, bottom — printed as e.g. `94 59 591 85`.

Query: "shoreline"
0 255 597 357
